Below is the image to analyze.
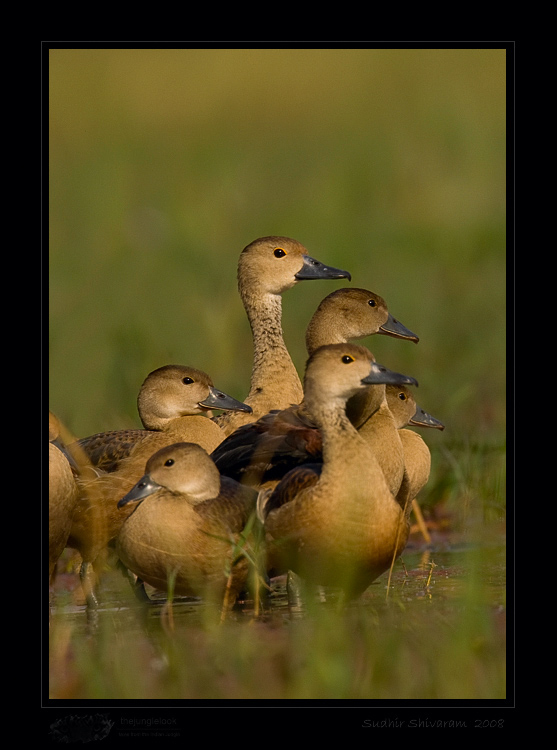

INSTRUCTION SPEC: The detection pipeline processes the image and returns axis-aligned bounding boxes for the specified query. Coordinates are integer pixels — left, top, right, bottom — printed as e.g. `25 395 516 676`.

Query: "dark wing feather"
74 429 148 472
262 463 322 519
195 476 258 533
211 407 323 486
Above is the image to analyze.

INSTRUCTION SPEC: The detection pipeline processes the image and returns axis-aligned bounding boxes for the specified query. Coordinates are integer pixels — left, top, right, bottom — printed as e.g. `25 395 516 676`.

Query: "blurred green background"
49 48 506 448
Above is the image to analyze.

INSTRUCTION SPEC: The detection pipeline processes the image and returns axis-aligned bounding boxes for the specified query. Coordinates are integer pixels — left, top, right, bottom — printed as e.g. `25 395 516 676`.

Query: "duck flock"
48 236 445 616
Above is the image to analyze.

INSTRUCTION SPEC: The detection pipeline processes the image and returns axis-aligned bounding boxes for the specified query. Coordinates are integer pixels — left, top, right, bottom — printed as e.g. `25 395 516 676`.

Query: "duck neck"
358 397 397 435
305 321 348 355
243 291 303 407
306 388 394 501
358 397 404 495
311 398 370 473
345 387 381 428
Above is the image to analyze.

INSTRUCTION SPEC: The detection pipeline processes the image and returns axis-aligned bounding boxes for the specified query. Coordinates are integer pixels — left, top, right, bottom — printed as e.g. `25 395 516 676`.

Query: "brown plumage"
384 385 445 540
48 412 78 582
213 236 351 436
259 344 418 599
305 287 418 352
116 442 258 610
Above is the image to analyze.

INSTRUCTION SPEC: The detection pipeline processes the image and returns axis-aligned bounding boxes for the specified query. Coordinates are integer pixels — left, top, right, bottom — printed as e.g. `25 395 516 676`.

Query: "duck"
66 364 251 606
213 236 351 436
116 442 258 613
385 384 445 435
305 287 418 352
73 364 252 472
258 343 418 599
212 287 418 492
48 412 78 583
384 384 445 542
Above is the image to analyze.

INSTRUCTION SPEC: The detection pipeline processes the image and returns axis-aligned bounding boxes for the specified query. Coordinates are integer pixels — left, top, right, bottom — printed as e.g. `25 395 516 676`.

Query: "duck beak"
199 387 253 413
295 255 351 281
379 313 419 343
362 361 418 387
117 475 162 508
410 406 445 430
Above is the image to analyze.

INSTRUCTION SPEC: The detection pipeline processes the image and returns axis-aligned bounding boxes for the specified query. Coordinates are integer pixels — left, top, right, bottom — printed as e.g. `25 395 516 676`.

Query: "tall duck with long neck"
213 237 351 436
259 343 418 599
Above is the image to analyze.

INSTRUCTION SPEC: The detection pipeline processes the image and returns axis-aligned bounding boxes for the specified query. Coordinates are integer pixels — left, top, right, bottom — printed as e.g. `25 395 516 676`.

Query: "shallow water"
50 537 506 631
48 529 507 702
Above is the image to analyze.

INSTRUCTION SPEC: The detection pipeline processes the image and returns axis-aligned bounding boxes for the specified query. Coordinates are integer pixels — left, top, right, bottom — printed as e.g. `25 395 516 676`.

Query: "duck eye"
398 392 407 401
368 299 376 307
164 458 175 467
182 377 194 385
341 355 355 364
274 248 286 258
